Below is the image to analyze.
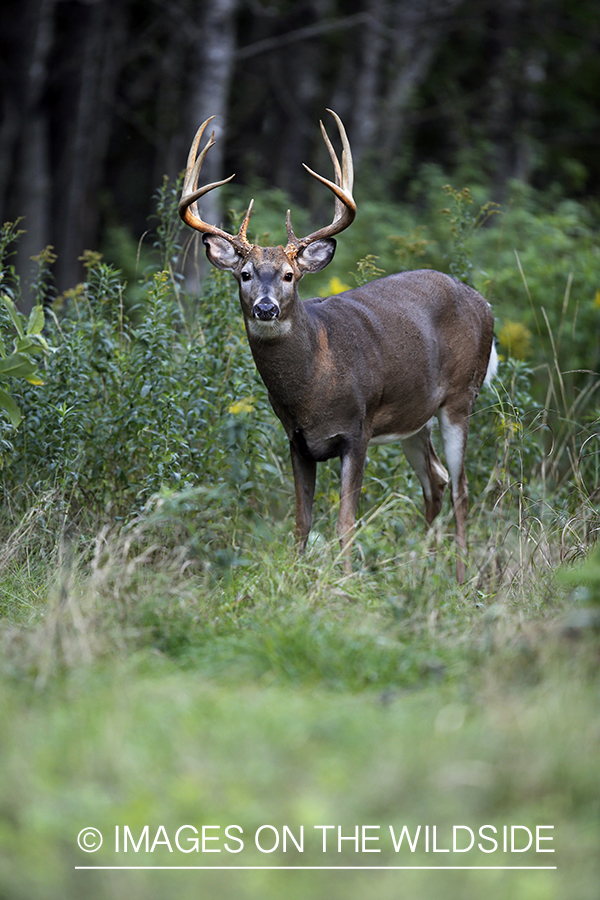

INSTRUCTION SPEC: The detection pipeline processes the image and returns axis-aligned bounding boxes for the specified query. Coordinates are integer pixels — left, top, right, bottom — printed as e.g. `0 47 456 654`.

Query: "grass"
0 496 599 900
0 640 598 899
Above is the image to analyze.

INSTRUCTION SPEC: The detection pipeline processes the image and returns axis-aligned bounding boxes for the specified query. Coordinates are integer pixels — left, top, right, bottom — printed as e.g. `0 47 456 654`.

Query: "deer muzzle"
253 298 280 321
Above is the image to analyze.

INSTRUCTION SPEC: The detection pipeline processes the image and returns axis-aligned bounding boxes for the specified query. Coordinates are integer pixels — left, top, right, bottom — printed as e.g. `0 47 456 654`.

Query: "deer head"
178 110 356 331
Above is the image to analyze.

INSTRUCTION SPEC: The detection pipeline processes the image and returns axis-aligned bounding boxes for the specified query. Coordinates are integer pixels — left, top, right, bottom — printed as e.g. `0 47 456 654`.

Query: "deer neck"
244 297 321 413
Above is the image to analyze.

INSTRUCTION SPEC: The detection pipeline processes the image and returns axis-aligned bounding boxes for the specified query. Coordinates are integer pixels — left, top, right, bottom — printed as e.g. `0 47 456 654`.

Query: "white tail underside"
484 341 499 386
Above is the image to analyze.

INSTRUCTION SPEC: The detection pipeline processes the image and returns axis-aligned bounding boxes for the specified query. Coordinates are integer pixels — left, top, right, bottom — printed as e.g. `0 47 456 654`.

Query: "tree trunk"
486 0 540 198
350 0 386 167
381 0 464 166
12 0 55 307
185 0 239 233
54 0 125 292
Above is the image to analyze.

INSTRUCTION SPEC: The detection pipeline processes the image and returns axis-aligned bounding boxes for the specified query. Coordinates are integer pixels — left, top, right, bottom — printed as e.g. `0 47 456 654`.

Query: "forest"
2 0 600 290
0 2 600 900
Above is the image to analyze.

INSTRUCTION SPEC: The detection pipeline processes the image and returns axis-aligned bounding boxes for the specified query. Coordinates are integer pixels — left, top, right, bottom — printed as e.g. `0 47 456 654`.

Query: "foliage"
1 170 600 900
0 225 50 436
351 254 385 287
0 296 47 430
470 183 600 374
3 191 289 569
439 185 501 285
561 543 600 607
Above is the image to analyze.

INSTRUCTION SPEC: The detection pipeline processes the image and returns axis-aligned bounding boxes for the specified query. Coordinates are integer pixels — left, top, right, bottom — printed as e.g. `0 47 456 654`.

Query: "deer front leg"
337 441 369 575
290 442 317 553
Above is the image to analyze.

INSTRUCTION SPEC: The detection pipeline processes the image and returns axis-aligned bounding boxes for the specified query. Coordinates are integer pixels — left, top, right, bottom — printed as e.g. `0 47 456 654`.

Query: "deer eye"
241 271 252 282
283 272 294 282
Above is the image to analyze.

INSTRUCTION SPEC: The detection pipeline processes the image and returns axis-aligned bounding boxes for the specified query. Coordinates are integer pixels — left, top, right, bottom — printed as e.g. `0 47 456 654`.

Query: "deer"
179 110 497 583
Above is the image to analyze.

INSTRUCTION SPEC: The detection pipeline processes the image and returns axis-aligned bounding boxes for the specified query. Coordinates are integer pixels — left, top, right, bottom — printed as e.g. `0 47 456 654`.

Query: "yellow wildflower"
497 320 532 360
228 396 256 415
319 276 351 297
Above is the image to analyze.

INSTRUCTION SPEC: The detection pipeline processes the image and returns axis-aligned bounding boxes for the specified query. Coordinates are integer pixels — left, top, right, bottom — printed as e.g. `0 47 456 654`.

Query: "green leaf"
15 337 36 354
26 304 45 336
15 335 48 355
0 352 38 379
37 333 50 352
0 387 22 426
1 294 25 339
31 333 50 353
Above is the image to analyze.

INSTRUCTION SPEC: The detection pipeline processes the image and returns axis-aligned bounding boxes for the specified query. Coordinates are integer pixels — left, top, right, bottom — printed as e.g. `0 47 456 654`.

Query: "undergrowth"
0 173 597 678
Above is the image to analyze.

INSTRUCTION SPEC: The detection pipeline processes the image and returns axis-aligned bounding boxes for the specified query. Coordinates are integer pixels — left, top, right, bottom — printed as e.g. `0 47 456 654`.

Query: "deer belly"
370 430 420 445
370 413 437 446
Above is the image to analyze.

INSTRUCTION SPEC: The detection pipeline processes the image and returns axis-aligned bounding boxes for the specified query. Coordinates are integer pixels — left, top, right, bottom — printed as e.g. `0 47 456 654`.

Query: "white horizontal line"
75 865 558 871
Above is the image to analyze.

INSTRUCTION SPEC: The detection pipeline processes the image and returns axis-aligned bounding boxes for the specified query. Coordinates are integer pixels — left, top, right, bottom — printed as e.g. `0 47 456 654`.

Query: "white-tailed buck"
179 111 497 582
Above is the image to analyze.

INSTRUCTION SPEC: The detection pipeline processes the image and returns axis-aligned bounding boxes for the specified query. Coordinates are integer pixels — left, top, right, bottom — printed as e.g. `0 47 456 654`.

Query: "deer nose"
253 299 280 320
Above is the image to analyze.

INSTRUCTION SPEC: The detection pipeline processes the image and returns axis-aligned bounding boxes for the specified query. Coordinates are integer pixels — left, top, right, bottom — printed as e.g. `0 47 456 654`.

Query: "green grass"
0 647 598 899
0 513 599 900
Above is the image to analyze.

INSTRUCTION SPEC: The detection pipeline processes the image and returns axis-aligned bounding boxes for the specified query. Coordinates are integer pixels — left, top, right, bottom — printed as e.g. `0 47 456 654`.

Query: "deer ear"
295 238 336 274
203 234 241 271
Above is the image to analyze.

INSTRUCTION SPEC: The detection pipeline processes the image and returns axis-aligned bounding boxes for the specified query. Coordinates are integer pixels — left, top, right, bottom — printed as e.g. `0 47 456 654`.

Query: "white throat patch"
247 318 293 339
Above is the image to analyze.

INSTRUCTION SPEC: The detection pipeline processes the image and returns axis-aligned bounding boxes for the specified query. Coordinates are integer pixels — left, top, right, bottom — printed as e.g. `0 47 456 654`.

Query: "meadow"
0 175 598 899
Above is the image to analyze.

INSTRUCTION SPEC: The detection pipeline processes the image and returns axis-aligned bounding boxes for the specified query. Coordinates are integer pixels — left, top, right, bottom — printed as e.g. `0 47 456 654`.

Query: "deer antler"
179 112 355 259
285 108 356 258
178 117 254 254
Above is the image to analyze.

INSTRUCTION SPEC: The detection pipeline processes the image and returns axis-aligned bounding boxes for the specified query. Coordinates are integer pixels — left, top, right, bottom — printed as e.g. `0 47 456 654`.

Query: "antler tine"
238 198 255 243
319 109 355 211
179 116 253 252
318 116 344 222
320 118 342 186
183 117 214 193
285 109 356 257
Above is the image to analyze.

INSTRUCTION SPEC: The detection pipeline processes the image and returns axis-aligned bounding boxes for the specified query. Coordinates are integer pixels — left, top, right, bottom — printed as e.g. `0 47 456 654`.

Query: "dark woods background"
1 0 599 294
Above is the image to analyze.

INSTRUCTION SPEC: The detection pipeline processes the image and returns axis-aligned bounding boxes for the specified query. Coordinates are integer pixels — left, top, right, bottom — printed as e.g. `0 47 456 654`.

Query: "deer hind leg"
437 406 470 584
400 421 449 526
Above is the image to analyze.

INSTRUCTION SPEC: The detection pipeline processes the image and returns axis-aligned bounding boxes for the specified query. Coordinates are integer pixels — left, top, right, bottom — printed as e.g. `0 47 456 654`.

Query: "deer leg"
290 442 317 553
400 422 449 525
438 407 470 584
337 441 369 575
